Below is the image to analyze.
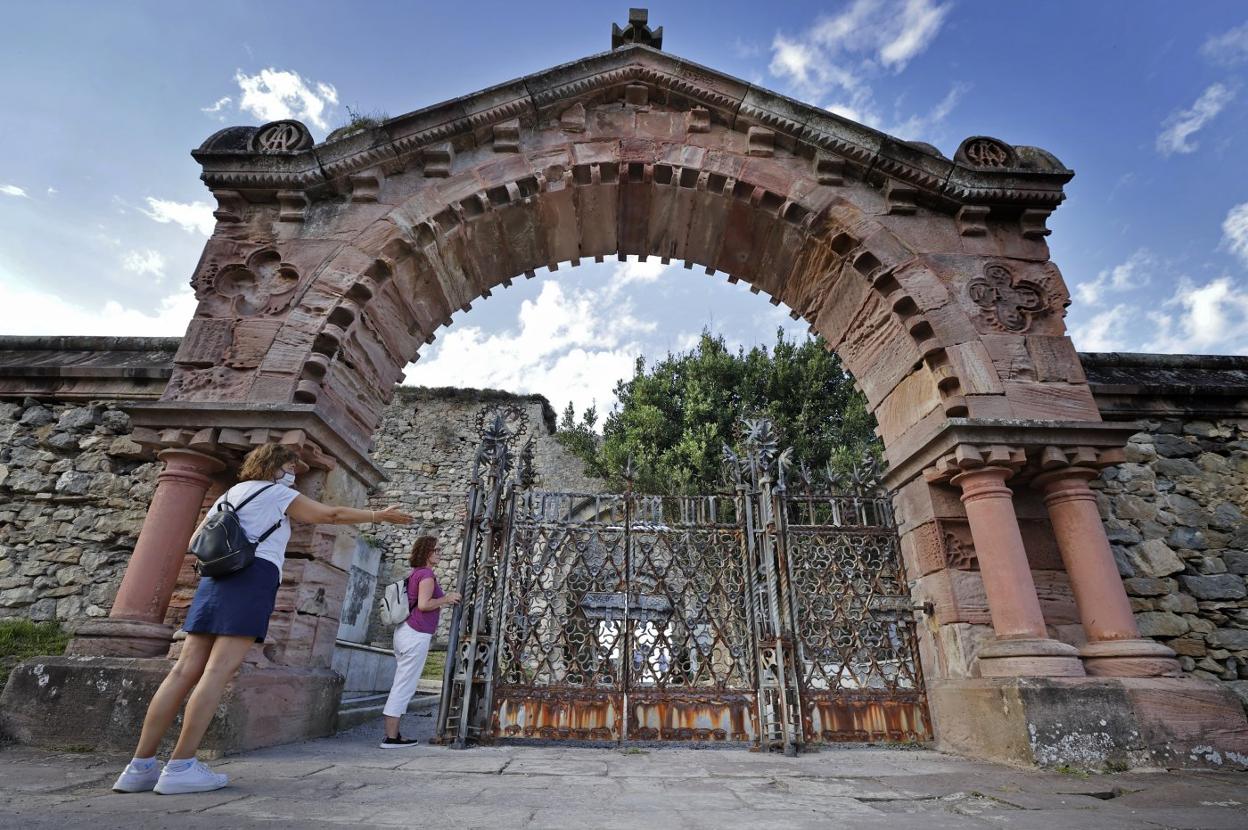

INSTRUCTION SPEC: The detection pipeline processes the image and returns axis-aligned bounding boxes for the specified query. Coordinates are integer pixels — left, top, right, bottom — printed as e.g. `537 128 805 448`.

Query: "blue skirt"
183 559 281 642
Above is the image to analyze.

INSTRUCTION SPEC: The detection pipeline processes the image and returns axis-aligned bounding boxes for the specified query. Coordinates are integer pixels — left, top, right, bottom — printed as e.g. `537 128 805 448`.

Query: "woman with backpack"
112 442 413 795
379 535 460 748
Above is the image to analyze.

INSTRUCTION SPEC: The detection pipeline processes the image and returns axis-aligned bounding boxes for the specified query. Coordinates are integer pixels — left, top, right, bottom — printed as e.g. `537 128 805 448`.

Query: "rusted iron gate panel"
435 412 930 749
491 491 758 744
782 492 931 743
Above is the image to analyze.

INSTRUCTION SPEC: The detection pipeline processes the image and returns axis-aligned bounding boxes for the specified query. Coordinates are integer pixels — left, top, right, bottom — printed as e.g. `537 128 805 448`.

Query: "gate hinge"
914 601 934 617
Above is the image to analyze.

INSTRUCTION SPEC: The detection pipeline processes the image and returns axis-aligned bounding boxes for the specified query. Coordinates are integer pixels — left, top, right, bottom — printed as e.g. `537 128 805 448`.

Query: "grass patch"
422 649 446 681
0 619 69 688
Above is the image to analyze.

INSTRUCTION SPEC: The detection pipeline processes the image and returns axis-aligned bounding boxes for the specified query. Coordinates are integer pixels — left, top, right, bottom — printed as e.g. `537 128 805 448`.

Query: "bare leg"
384 714 401 739
169 635 253 760
133 634 215 758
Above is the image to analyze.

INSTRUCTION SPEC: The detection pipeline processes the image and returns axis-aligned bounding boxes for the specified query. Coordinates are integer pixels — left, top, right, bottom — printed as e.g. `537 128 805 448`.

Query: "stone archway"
40 15 1248 765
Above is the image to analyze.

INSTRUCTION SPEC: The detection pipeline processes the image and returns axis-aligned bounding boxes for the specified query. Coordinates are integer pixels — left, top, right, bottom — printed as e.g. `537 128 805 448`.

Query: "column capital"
923 443 1027 485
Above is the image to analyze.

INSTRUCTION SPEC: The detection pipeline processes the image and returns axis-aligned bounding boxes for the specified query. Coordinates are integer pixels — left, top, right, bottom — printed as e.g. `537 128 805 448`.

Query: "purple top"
405 567 444 634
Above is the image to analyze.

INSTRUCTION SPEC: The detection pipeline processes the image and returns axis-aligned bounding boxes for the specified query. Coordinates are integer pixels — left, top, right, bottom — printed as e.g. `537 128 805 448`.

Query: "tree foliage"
556 329 879 493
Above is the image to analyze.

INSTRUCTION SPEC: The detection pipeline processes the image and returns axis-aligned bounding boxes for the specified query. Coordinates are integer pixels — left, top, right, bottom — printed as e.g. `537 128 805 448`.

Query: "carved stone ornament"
955 136 1017 169
967 262 1048 333
943 531 978 570
249 120 314 154
200 249 301 316
612 8 663 50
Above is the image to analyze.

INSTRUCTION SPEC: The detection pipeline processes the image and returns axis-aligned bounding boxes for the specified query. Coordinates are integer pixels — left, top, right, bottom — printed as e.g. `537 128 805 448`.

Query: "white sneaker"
112 760 162 792
152 759 229 795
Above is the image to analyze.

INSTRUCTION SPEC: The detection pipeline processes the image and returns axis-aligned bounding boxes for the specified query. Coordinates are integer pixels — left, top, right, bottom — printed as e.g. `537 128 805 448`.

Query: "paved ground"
1 709 1245 829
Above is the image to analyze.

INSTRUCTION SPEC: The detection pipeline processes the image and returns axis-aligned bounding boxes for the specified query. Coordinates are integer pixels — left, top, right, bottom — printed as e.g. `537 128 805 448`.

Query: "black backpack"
189 483 283 578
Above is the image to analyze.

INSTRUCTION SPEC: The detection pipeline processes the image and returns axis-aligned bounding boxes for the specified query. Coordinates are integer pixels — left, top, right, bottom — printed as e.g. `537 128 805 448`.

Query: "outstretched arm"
286 495 412 527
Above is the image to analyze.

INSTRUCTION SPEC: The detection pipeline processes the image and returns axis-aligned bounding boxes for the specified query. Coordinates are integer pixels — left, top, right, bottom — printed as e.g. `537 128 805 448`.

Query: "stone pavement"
1 710 1245 830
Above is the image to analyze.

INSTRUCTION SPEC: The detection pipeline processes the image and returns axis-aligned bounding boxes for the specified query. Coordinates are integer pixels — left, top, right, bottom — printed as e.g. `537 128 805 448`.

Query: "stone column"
1034 465 1180 676
950 466 1084 677
68 448 225 657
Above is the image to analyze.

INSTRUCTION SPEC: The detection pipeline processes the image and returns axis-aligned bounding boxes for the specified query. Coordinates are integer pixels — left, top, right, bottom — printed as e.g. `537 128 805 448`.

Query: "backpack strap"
224 483 283 543
232 483 277 511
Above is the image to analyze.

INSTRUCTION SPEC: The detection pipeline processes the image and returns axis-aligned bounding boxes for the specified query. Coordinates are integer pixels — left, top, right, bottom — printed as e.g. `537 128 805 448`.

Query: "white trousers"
382 624 432 718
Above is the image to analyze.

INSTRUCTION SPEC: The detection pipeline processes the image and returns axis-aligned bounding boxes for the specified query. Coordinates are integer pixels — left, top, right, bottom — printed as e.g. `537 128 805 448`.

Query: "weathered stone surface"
1210 627 1248 651
1154 433 1200 458
1122 577 1170 597
1134 611 1191 637
1179 574 1247 601
1127 539 1185 578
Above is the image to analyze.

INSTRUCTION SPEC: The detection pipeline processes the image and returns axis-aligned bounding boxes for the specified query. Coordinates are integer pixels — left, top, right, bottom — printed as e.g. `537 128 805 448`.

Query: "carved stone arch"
269 150 1004 461
68 31 1240 768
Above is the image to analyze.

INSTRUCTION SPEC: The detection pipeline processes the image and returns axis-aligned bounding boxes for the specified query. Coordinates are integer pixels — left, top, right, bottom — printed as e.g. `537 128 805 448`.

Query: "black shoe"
379 735 419 749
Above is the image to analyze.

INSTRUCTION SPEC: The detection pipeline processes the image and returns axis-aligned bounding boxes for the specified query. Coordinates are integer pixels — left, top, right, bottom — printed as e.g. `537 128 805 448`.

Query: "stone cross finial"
612 8 662 50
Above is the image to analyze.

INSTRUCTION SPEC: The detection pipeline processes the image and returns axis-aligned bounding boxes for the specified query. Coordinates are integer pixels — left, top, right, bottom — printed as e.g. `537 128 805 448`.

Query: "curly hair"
409 536 438 568
237 443 298 483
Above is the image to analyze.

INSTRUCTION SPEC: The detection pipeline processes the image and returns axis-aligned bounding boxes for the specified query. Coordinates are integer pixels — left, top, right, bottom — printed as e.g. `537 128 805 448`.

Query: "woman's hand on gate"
442 592 462 607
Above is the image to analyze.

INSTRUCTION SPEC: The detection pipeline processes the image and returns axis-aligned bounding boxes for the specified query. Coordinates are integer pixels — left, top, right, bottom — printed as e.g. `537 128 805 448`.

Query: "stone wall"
0 398 158 622
357 386 605 647
0 384 604 646
1082 353 1248 706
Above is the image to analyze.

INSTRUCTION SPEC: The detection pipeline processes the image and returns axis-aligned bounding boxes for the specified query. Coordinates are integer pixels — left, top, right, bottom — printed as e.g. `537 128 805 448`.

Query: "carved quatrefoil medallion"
205 250 301 317
967 262 1049 333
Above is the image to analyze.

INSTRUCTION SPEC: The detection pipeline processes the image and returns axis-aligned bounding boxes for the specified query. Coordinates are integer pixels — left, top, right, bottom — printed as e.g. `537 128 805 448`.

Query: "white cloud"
1222 202 1248 268
405 279 657 417
614 256 668 286
1156 82 1236 156
878 0 953 70
201 95 232 120
234 68 338 131
771 0 951 94
880 81 970 140
1146 276 1248 354
1202 21 1248 66
1074 248 1154 306
141 197 216 236
122 249 166 280
1067 304 1132 352
0 270 196 337
1 184 28 198
46 187 57 196
771 1 957 142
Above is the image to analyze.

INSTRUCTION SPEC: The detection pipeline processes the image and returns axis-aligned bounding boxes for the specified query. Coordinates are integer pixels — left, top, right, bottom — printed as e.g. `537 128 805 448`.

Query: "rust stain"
803 694 931 743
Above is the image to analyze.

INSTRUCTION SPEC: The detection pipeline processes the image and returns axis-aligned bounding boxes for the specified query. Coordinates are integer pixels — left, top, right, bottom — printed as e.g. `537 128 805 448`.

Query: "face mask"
278 472 296 487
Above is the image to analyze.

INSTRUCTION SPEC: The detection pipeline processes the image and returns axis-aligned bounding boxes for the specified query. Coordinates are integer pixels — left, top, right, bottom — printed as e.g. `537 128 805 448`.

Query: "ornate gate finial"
612 8 663 50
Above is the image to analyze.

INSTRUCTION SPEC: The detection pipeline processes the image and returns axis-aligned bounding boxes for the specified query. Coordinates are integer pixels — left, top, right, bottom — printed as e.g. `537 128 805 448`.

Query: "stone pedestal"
927 675 1248 770
0 657 343 758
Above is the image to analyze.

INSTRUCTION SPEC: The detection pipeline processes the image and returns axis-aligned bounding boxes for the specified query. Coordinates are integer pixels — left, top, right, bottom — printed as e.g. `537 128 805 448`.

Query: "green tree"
555 329 879 493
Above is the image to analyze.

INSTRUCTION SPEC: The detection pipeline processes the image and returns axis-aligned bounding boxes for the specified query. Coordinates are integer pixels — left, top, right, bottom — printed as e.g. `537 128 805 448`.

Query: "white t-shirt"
207 480 300 575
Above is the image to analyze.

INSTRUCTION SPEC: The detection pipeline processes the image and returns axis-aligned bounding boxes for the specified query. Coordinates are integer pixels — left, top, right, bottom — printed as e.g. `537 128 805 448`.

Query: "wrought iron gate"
435 412 930 751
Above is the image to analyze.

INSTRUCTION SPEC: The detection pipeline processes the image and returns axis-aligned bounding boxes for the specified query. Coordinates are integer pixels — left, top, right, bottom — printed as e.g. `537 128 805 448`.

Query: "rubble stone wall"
1082 352 1248 707
0 386 603 649
0 398 158 622
1098 419 1247 694
359 386 605 647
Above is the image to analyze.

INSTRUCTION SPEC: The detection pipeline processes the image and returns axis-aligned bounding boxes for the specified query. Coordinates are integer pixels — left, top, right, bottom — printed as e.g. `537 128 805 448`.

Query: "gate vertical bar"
620 473 633 744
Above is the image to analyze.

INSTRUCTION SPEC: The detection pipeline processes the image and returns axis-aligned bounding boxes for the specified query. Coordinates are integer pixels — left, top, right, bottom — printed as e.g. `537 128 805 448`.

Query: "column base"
1080 639 1181 677
927 675 1248 770
0 656 343 757
976 636 1086 678
65 618 175 658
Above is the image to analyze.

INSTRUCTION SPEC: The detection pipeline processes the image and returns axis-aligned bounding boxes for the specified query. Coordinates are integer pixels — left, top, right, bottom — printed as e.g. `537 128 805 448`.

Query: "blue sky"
2 1 1248 418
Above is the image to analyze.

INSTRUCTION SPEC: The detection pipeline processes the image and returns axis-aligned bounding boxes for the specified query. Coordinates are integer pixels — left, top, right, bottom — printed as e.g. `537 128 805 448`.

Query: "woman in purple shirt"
380 536 460 747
